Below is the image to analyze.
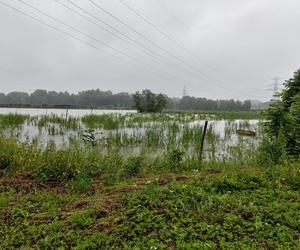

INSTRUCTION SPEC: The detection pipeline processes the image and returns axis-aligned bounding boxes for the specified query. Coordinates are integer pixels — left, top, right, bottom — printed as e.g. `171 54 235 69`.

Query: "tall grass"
0 114 28 128
0 111 262 183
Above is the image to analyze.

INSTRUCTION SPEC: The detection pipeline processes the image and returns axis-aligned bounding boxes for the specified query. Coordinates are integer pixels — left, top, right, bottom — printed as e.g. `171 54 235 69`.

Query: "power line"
155 0 188 30
53 1 229 93
56 0 239 94
118 0 216 72
88 0 259 97
155 0 218 69
62 0 238 94
14 0 185 84
1 1 263 100
16 0 135 61
52 0 168 64
116 0 265 99
58 0 193 73
0 2 120 61
89 0 214 75
0 1 185 86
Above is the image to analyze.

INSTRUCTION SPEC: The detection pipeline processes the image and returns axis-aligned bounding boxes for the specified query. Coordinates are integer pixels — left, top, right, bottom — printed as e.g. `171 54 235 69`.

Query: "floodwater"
0 108 261 161
0 107 136 117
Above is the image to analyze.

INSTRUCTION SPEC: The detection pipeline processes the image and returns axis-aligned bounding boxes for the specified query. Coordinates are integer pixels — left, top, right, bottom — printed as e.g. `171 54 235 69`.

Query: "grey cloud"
0 0 299 101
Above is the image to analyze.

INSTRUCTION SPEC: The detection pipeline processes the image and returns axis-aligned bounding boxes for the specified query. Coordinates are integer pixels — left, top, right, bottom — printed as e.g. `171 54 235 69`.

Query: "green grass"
0 165 299 249
82 114 124 129
0 113 28 128
36 114 80 130
165 110 263 120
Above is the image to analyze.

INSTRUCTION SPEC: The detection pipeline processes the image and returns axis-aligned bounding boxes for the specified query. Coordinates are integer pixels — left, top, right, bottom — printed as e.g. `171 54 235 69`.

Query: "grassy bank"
1 165 299 249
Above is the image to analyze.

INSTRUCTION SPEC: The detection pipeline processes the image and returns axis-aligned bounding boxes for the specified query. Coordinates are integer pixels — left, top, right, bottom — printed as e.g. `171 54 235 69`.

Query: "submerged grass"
0 112 261 162
0 113 28 128
82 114 124 130
35 114 80 130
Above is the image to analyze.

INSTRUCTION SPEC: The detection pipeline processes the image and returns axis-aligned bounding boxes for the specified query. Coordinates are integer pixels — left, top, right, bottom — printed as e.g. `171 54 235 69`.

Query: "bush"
133 89 167 113
167 148 185 170
33 147 84 182
263 69 300 161
257 136 283 165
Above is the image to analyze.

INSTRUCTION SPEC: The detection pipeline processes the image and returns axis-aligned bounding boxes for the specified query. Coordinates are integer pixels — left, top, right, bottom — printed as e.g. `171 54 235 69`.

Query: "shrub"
263 69 300 161
122 156 144 178
166 148 185 170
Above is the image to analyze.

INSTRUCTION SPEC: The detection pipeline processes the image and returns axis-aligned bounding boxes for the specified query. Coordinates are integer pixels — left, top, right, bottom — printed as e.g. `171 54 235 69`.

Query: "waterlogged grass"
0 113 28 128
0 139 172 183
34 114 80 130
81 111 262 129
0 165 299 249
166 110 263 120
0 111 261 181
0 133 259 183
0 112 261 161
82 114 124 129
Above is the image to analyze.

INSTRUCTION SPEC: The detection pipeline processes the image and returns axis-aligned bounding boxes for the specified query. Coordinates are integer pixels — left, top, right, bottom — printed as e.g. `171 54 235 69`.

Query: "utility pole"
182 84 187 97
268 77 282 100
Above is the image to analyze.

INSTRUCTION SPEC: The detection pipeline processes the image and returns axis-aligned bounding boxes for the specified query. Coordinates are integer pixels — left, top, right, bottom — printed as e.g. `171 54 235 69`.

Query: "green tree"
264 69 300 161
133 90 167 113
155 94 167 112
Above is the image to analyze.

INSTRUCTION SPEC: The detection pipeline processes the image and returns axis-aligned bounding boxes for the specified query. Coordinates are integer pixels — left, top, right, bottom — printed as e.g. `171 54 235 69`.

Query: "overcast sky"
0 0 299 101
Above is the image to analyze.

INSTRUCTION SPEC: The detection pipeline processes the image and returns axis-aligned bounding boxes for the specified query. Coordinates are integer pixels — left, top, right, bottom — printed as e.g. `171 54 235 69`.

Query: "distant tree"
0 88 252 111
133 90 167 113
144 90 156 112
133 92 142 111
7 92 29 104
243 100 252 111
30 89 48 104
0 93 6 104
166 97 178 109
156 94 167 112
177 96 251 111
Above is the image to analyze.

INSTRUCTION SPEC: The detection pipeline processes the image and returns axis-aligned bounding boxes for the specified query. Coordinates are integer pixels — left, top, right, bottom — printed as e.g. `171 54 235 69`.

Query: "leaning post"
199 120 208 161
65 108 69 123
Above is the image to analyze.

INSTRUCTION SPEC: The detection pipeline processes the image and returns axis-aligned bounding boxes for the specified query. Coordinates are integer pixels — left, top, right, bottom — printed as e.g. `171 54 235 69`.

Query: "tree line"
0 89 133 109
0 88 252 111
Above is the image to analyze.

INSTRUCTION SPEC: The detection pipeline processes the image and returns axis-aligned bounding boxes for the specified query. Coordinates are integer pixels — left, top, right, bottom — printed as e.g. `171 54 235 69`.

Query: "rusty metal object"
236 130 256 136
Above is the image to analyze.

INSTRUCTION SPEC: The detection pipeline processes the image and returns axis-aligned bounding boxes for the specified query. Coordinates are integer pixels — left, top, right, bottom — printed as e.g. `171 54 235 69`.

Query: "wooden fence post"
199 120 208 161
65 109 69 123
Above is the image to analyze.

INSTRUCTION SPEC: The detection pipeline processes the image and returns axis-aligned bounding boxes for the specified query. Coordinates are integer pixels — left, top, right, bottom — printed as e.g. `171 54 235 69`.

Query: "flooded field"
0 110 261 162
0 107 136 116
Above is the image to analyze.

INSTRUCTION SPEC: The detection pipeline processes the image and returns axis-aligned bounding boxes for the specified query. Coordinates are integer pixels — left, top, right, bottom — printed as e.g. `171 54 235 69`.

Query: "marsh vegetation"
0 111 261 181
